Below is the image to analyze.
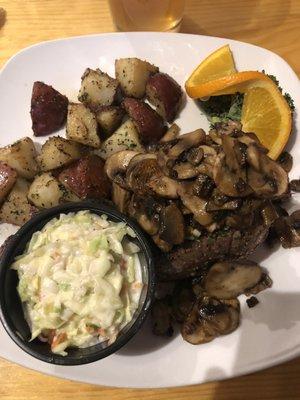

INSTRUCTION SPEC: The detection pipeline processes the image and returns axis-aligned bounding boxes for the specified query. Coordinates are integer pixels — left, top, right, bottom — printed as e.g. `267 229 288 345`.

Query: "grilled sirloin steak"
156 224 269 281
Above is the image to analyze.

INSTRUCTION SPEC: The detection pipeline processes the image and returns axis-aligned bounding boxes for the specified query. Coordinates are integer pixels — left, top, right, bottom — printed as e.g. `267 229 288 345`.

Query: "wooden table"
0 1 300 399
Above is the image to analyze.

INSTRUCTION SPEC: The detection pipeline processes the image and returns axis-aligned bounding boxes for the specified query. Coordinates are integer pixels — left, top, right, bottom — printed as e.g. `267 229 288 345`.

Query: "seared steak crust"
156 224 269 280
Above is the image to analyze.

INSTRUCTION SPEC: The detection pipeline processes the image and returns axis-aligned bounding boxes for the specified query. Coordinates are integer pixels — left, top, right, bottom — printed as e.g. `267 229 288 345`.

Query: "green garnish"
263 71 295 111
198 72 295 127
198 93 244 127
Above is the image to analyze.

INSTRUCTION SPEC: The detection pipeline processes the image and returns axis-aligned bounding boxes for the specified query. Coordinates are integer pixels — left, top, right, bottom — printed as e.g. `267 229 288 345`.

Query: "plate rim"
1 31 299 82
0 31 300 388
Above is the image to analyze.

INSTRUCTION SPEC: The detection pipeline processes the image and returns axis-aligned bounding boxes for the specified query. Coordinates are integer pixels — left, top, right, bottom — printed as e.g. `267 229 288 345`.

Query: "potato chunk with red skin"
0 162 17 203
30 81 68 136
146 73 183 123
0 137 39 180
115 58 158 98
0 178 38 226
58 155 111 200
66 103 100 148
122 98 166 144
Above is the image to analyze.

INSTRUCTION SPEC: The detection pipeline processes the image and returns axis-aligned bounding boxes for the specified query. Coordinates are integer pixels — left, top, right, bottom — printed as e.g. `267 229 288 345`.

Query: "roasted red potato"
146 73 183 123
0 137 39 180
0 178 38 226
95 105 125 138
37 136 83 171
115 58 158 98
58 155 111 200
122 98 166 144
66 103 100 148
30 81 68 136
0 162 17 203
78 68 121 109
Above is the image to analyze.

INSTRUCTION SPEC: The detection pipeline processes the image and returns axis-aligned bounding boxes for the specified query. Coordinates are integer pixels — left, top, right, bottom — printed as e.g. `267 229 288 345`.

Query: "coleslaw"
12 210 143 356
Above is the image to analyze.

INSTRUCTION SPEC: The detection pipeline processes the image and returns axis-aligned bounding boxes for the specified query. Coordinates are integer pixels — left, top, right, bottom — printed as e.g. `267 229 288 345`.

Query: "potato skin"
58 155 111 200
115 58 158 99
0 178 38 226
0 137 39 180
122 98 166 144
97 119 143 160
78 68 120 109
146 73 183 122
31 81 68 136
66 103 100 148
95 106 125 138
0 162 17 203
37 136 83 171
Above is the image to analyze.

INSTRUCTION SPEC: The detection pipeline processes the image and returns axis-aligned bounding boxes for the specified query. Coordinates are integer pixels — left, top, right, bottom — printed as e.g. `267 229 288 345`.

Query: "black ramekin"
0 200 155 365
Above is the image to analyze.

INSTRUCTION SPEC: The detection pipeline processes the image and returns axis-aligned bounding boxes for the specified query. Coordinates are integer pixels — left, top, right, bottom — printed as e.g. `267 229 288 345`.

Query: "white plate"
0 32 300 388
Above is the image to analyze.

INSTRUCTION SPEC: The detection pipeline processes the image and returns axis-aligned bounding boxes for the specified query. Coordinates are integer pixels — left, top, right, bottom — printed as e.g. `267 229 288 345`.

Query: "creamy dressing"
12 211 143 356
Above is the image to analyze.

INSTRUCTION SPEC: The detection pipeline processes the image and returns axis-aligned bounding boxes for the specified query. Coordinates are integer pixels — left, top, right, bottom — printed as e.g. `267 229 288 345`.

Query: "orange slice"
241 79 292 160
185 44 236 87
185 45 292 160
186 70 271 98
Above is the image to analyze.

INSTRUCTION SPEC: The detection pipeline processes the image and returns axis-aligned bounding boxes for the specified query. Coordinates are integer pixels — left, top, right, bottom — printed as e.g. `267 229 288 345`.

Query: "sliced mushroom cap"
136 213 159 235
225 198 265 229
211 190 230 205
111 182 131 213
157 131 207 180
213 153 252 197
247 144 289 198
172 281 196 323
159 123 180 143
152 233 173 252
127 194 160 235
126 157 161 193
278 151 293 173
247 167 276 196
127 152 157 169
192 173 215 199
206 198 241 212
204 261 263 300
171 145 213 180
125 154 182 198
237 132 266 150
104 150 141 183
172 161 199 179
290 210 300 227
222 135 247 178
260 201 279 227
273 210 300 248
207 121 242 145
216 120 242 136
167 129 206 159
159 203 185 245
209 128 222 145
195 145 218 178
199 145 217 163
179 192 213 226
245 273 273 296
187 147 204 166
181 296 240 344
148 175 181 199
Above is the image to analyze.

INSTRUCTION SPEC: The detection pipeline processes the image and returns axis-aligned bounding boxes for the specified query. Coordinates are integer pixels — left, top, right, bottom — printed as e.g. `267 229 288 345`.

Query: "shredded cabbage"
12 211 143 356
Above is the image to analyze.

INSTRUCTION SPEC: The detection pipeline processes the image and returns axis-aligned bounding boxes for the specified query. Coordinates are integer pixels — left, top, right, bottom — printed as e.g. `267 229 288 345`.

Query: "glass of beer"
108 0 186 32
